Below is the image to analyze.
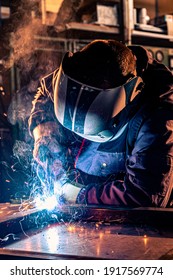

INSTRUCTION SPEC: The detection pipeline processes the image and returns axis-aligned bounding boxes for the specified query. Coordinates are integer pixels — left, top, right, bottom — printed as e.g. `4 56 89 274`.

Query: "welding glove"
32 121 65 176
54 180 83 204
33 135 66 181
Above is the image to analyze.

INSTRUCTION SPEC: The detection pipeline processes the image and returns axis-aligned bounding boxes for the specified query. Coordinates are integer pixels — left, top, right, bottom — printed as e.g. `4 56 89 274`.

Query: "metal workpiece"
2 217 173 260
0 203 173 260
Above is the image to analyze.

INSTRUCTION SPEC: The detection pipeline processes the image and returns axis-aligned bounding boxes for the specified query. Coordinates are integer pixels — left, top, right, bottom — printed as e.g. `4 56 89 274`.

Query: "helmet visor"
54 57 143 142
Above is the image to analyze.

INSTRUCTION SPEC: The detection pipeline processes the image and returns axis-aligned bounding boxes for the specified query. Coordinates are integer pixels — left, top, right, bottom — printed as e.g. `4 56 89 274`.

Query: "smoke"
5 1 44 72
9 20 41 71
6 1 61 128
12 140 33 169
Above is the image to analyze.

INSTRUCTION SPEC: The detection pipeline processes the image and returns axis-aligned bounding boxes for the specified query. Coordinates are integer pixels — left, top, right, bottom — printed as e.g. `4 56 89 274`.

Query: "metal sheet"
0 203 173 260
0 203 51 241
2 221 173 260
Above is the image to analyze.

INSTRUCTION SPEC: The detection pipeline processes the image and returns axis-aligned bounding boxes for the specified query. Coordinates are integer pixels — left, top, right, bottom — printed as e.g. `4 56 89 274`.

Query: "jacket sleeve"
76 107 173 208
28 70 59 138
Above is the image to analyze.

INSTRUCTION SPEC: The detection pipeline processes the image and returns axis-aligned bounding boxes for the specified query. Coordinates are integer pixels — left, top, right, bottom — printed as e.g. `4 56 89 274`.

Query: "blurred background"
0 0 173 203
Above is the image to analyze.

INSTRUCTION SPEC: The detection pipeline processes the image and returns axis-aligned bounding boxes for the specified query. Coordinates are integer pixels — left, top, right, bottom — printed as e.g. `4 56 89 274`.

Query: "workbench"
0 203 173 260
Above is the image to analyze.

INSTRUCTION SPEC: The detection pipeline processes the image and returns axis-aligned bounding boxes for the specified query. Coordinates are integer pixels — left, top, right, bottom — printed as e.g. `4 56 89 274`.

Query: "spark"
34 195 58 211
19 216 30 238
0 233 19 242
143 234 148 246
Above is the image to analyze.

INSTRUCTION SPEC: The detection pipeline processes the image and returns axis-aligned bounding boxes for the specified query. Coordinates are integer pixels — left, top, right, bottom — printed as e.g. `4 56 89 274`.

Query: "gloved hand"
54 180 83 204
33 136 66 181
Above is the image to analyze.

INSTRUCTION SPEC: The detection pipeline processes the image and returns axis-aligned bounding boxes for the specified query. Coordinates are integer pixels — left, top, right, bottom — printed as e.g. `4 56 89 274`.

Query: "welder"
28 39 173 207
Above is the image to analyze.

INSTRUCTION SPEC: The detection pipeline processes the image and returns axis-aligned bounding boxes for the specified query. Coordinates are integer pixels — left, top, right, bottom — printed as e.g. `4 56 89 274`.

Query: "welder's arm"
29 71 59 141
76 110 173 207
76 157 172 208
28 71 68 181
53 175 150 206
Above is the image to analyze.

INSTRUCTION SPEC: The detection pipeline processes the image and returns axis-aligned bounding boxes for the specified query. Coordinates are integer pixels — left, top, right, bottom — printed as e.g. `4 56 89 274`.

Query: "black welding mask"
54 48 144 143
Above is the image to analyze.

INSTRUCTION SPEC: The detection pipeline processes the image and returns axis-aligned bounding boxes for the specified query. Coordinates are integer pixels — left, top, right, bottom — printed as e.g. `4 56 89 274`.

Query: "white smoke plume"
6 0 45 72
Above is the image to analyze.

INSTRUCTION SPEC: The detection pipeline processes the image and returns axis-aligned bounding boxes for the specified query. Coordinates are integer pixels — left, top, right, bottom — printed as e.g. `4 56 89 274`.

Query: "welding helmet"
54 40 144 142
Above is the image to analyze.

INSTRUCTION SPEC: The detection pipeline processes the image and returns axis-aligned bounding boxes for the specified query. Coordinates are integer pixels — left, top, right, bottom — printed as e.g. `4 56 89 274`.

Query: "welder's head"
54 39 143 142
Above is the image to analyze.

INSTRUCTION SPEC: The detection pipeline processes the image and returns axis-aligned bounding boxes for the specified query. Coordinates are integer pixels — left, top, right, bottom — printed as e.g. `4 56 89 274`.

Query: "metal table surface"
0 203 173 260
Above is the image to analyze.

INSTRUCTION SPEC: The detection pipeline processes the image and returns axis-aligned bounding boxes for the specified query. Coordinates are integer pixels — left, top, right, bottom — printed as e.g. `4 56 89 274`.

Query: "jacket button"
102 162 107 168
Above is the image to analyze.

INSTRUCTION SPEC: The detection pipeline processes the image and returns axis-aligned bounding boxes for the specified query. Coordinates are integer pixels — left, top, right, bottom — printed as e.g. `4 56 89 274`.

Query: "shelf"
65 22 119 34
132 29 173 41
